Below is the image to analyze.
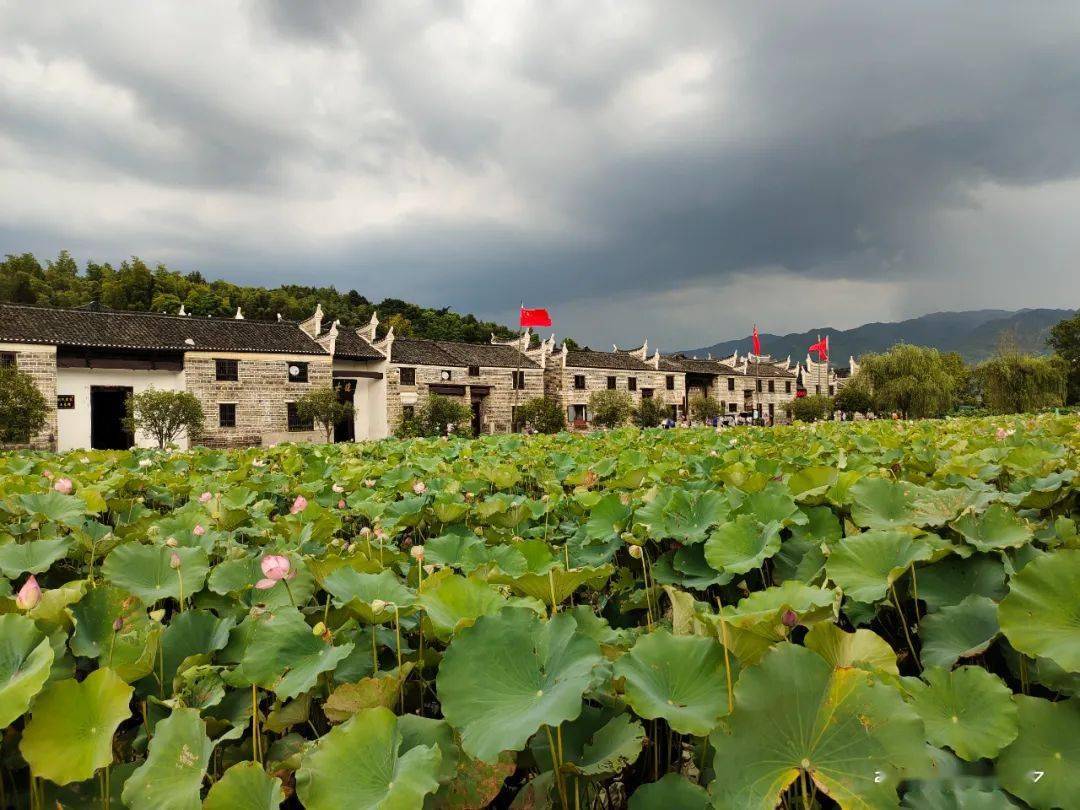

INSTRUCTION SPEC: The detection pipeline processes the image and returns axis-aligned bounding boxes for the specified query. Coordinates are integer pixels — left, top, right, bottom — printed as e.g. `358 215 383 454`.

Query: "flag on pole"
808 335 829 362
752 324 761 356
519 307 552 328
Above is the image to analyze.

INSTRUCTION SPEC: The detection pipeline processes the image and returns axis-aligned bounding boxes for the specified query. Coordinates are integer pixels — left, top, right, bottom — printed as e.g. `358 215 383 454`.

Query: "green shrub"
514 397 566 433
834 375 873 413
124 389 204 448
688 394 720 424
296 386 353 443
633 396 666 428
789 394 834 423
588 389 633 428
975 352 1067 414
397 394 473 438
0 365 48 444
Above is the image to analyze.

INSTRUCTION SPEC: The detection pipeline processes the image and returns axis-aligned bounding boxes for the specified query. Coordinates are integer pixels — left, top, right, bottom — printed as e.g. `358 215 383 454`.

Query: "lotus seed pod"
628 545 643 559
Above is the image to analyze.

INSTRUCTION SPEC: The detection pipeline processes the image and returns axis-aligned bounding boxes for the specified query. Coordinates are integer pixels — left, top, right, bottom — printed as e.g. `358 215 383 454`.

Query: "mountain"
678 308 1075 366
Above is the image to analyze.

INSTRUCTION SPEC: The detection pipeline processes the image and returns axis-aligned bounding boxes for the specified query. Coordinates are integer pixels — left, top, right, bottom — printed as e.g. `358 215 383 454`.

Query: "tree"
689 394 720 424
0 366 48 444
633 396 666 428
1048 312 1080 404
124 389 203 448
588 389 633 428
833 375 873 413
857 344 966 418
789 394 834 423
296 385 353 443
397 394 474 438
514 397 566 434
975 352 1067 414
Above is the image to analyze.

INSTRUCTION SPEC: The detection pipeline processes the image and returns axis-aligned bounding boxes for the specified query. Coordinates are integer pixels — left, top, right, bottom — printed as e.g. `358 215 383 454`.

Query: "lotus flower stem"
715 603 734 713
544 725 570 808
909 564 921 620
371 623 379 674
282 577 296 607
548 569 559 616
251 684 261 764
800 769 811 809
889 585 921 670
393 605 404 711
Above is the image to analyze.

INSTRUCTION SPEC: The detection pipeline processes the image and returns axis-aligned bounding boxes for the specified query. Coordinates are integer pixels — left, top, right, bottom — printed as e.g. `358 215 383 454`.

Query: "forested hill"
680 308 1075 365
0 251 518 344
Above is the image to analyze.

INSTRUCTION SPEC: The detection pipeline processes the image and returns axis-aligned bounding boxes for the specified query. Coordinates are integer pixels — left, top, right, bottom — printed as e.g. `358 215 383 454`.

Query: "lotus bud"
193 524 206 537
53 477 73 494
169 552 182 569
312 621 327 637
370 599 388 613
113 616 125 632
330 538 343 548
165 537 178 547
413 481 427 495
338 499 346 509
15 576 41 610
364 479 376 488
198 491 212 503
332 484 345 493
290 495 308 514
43 470 54 479
359 526 372 537
781 609 799 628
139 458 152 468
410 545 425 562
628 545 643 559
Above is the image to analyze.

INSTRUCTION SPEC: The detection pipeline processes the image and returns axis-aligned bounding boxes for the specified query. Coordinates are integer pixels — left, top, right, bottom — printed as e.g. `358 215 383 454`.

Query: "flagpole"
513 300 523 431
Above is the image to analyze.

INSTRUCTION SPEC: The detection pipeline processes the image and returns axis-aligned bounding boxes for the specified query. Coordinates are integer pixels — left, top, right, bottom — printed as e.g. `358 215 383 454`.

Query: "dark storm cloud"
2 2 1080 346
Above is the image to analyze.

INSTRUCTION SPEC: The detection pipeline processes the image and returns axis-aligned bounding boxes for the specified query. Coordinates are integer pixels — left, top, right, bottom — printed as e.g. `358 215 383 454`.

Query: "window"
468 365 480 377
768 380 775 393
287 402 314 431
215 359 238 381
756 379 763 393
641 388 654 399
400 367 416 385
218 403 236 428
629 377 638 391
287 362 309 383
727 377 735 391
402 405 415 420
785 381 792 394
0 352 15 367
574 375 586 390
829 385 835 396
729 403 738 413
769 403 775 417
815 385 821 395
665 375 674 390
607 376 617 390
511 370 526 389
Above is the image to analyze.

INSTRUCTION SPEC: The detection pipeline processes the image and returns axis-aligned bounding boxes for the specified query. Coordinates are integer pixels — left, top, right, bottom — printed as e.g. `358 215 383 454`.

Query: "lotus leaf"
0 536 71 577
122 707 212 810
998 549 1080 672
803 623 898 677
323 568 416 623
703 516 781 575
920 595 1000 669
237 609 355 699
0 613 53 727
951 503 1033 553
101 542 209 603
996 696 1080 810
905 667 1018 760
69 585 160 682
628 773 710 810
849 477 921 529
203 761 284 810
826 529 933 602
418 571 506 639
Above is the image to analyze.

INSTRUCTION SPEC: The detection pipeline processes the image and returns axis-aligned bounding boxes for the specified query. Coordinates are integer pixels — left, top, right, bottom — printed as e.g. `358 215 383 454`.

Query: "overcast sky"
3 2 1080 348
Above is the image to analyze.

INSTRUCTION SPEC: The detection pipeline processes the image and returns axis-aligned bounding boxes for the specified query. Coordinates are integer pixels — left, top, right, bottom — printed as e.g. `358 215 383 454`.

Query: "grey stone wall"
184 354 330 447
7 347 57 450
547 364 670 427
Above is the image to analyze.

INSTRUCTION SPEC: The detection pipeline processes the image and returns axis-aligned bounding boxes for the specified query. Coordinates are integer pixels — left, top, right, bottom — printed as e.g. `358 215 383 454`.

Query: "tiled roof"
390 338 538 369
330 329 384 361
564 349 655 371
661 355 740 376
0 303 327 355
743 360 797 378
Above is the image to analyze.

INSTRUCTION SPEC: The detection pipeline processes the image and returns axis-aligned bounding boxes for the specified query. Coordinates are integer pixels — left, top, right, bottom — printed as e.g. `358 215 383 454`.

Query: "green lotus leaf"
323 568 416 623
787 466 839 503
998 549 1080 672
739 484 804 527
322 664 413 722
826 529 933 603
436 607 602 761
996 696 1080 810
101 543 209 603
585 493 632 541
19 491 87 527
920 595 1000 669
914 554 1007 612
628 773 710 810
296 707 442 810
613 630 734 736
634 487 729 545
27 578 87 626
0 613 53 727
568 713 646 776
157 609 235 690
122 707 212 810
0 536 71 577
397 714 460 782
709 643 928 810
69 585 160 682
237 609 355 699
950 504 1033 553
704 516 782 575
203 761 284 810
901 782 1020 809
904 667 1018 760
418 571 506 640
803 623 898 677
489 564 612 608
20 667 133 785
849 477 921 529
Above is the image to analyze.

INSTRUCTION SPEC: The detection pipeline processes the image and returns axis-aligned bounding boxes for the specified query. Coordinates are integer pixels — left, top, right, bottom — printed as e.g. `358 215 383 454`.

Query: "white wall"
332 358 389 440
56 367 186 451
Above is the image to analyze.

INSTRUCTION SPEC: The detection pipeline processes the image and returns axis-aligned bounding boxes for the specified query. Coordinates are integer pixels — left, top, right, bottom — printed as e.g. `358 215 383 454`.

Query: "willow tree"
856 344 968 418
976 351 1066 414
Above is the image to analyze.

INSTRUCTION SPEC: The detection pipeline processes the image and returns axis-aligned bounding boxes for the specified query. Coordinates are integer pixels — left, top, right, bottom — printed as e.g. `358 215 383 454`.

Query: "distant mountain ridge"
678 308 1075 365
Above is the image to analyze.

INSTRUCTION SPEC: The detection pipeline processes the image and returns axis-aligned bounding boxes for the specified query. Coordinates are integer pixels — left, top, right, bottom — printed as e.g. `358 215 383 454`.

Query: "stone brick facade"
184 352 330 447
2 343 57 450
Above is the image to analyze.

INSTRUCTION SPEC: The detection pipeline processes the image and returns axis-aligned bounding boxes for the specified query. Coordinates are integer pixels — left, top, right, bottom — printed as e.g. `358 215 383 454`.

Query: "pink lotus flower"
15 576 41 610
198 491 212 503
193 524 206 536
364 479 376 488
53 477 73 495
996 427 1008 441
290 495 308 514
338 499 346 509
410 545 425 561
255 554 295 590
169 553 182 569
412 481 427 495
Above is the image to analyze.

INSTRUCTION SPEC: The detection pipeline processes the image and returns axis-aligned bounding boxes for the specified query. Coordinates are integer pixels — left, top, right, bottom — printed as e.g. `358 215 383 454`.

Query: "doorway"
333 379 356 443
470 401 483 436
90 386 133 449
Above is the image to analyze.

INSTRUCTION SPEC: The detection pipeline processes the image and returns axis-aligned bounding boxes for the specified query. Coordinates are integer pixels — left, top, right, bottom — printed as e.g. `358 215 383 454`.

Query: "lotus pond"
1 413 1079 809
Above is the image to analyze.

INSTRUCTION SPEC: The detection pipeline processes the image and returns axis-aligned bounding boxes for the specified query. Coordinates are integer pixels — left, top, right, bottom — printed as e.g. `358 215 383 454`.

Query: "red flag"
752 324 761 356
808 335 829 362
519 307 551 327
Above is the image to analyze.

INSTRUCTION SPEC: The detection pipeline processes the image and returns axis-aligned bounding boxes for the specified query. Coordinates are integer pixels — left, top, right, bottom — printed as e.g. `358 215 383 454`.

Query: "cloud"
2 1 1079 346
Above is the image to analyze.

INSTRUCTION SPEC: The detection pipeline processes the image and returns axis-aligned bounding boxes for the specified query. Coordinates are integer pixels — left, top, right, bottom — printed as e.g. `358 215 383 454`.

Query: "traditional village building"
798 354 858 398
377 329 545 435
657 354 741 418
0 302 387 450
723 352 798 423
